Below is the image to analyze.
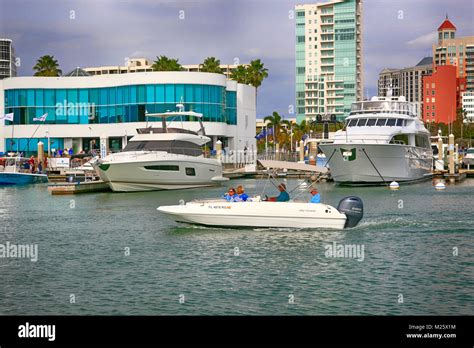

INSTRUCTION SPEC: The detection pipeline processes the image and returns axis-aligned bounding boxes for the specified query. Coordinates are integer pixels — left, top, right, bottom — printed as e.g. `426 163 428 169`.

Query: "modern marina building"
0 39 17 80
0 71 256 157
295 0 363 123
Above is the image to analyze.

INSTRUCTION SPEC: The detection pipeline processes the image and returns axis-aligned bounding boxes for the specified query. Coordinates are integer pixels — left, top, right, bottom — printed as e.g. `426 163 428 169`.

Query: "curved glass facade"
4 84 237 125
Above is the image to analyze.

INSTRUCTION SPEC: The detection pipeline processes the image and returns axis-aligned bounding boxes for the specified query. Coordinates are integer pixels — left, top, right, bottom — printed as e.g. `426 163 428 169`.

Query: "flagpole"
265 125 268 155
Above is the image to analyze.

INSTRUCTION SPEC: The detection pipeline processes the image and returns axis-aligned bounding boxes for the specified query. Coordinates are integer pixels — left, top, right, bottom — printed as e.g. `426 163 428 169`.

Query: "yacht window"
403 120 408 127
144 165 179 171
356 118 368 126
123 140 203 156
348 119 358 127
415 134 430 148
366 118 377 126
376 118 387 126
185 167 196 176
390 134 409 145
386 119 396 126
396 119 404 126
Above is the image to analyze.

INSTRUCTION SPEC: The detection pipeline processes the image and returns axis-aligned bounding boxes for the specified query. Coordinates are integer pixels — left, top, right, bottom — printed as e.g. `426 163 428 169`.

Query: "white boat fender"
337 196 364 228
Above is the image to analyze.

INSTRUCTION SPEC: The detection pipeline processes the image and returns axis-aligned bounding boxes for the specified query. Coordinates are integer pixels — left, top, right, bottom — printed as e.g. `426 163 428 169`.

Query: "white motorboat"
158 196 363 230
93 105 227 192
319 95 433 185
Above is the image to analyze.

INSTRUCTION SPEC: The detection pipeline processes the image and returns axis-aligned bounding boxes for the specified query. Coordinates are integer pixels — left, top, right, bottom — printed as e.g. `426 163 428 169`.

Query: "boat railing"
107 147 257 165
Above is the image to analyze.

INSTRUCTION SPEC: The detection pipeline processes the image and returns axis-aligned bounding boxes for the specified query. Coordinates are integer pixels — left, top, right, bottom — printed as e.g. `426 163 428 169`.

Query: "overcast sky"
1 0 473 118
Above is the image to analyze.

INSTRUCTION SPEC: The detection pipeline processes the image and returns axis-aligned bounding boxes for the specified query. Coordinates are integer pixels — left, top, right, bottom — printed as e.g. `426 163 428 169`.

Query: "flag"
33 113 48 122
255 128 266 140
1 112 13 121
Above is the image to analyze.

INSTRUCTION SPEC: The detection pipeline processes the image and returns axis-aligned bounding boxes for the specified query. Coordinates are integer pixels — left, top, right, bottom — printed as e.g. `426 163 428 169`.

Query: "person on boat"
236 185 249 202
309 187 321 203
223 187 239 202
28 156 35 173
267 183 290 202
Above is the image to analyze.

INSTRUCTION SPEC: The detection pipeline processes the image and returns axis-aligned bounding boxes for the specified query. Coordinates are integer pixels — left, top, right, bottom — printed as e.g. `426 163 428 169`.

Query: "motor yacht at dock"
319 96 433 185
93 105 227 192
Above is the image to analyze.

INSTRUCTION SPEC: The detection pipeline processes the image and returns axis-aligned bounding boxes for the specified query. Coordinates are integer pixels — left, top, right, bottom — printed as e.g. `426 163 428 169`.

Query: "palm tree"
230 65 249 84
292 120 310 144
264 112 290 149
199 57 223 74
246 59 268 93
151 56 184 71
33 55 62 76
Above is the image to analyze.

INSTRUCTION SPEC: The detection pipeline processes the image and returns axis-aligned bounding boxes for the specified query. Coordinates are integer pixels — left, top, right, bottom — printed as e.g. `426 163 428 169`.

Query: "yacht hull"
320 144 433 185
0 173 48 185
158 201 348 229
95 156 224 192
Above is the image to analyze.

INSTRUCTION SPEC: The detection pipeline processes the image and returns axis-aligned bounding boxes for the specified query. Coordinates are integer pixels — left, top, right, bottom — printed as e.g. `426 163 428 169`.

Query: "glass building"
0 72 254 156
295 0 363 123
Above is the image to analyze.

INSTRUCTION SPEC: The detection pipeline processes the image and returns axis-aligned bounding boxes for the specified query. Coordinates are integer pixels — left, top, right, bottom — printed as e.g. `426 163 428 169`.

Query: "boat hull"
320 143 433 185
95 155 224 192
158 201 348 229
0 173 48 185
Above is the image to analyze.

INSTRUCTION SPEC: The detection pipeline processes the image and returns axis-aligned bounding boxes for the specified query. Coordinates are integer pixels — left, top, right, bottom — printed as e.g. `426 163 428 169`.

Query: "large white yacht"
94 106 227 192
319 96 433 185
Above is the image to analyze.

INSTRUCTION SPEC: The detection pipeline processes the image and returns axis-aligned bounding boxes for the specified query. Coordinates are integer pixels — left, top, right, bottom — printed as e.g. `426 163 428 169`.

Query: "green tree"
33 55 62 76
246 59 268 93
152 56 184 71
199 57 223 73
230 64 249 84
264 111 291 149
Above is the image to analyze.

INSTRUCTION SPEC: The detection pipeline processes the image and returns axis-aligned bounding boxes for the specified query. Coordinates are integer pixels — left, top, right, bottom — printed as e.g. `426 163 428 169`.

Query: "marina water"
0 179 473 315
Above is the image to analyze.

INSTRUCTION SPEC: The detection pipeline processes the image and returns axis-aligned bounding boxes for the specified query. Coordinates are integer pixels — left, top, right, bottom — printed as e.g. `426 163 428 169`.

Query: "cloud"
406 31 437 47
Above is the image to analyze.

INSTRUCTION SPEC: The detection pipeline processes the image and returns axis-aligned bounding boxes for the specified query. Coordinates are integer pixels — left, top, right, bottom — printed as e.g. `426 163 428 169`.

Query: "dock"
48 180 111 195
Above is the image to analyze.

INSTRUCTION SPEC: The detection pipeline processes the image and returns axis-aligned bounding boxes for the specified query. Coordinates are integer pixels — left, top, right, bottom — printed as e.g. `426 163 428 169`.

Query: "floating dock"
48 180 111 195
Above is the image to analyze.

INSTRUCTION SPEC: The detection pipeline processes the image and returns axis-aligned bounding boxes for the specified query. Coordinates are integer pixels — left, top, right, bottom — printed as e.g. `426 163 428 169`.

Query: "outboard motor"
337 196 364 228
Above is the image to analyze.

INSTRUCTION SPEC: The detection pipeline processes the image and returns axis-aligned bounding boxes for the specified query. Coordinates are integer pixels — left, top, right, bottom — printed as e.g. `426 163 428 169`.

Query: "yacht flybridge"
93 104 227 192
319 96 433 185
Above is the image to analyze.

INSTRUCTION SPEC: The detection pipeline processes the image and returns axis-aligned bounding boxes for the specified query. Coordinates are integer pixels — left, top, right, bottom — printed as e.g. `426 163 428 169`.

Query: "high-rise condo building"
0 38 17 80
295 0 363 123
433 15 474 90
378 57 433 117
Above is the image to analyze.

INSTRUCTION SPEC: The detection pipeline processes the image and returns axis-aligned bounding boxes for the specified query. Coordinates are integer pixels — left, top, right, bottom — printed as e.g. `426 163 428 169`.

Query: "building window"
432 98 435 103
432 90 435 95
426 105 430 110
431 83 435 88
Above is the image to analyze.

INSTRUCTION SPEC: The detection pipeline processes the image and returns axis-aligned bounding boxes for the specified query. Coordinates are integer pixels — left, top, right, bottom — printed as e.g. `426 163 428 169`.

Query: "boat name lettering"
209 205 231 209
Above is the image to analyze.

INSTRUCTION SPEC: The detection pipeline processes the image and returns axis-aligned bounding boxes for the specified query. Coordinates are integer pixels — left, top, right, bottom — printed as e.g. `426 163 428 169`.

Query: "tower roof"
438 15 456 31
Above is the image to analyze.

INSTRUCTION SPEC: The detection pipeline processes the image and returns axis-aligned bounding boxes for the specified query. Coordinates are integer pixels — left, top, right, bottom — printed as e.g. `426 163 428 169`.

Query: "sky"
1 0 473 118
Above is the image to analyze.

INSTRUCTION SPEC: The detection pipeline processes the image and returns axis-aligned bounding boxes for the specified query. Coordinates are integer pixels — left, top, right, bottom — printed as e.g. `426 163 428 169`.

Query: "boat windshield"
350 101 416 117
346 118 407 127
123 140 203 156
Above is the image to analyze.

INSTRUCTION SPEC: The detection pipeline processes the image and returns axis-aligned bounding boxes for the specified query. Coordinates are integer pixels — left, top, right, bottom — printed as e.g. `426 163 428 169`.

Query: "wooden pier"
48 180 111 195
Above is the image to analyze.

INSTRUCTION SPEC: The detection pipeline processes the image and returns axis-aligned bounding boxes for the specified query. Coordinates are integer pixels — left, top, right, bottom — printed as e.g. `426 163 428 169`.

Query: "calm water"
0 178 473 315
